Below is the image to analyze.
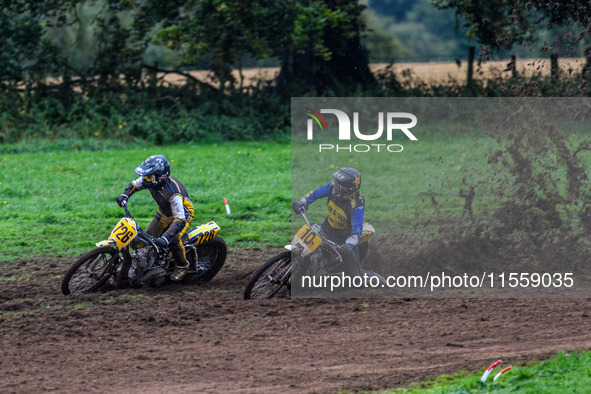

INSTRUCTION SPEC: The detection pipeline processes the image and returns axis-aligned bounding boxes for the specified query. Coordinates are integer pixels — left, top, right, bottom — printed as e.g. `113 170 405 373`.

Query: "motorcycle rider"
116 155 195 281
291 167 367 277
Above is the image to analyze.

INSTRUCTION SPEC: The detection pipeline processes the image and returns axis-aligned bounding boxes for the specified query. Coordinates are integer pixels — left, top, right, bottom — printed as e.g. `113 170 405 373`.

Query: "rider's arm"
161 194 186 242
122 177 144 197
345 206 365 247
302 182 332 206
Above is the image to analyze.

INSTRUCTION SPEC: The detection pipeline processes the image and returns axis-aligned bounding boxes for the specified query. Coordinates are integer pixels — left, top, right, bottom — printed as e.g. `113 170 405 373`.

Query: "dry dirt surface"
1 247 591 393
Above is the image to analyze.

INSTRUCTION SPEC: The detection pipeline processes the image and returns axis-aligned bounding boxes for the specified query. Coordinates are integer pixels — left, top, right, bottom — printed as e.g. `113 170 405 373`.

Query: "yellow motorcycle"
243 209 376 299
62 202 227 295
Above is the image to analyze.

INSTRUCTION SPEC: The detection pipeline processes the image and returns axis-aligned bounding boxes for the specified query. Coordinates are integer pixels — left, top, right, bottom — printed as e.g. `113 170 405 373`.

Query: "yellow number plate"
188 221 220 245
108 218 138 249
293 224 322 256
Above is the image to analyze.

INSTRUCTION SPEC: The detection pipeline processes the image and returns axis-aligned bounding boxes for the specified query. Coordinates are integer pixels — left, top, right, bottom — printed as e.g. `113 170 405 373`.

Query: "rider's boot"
170 265 188 281
169 241 189 281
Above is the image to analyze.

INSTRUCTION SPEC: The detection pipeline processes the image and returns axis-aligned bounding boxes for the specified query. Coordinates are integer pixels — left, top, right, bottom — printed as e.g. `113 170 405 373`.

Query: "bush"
1 69 590 145
0 87 290 144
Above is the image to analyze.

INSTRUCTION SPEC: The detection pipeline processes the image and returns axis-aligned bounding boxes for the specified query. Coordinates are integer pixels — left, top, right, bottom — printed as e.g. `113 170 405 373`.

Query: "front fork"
113 248 133 284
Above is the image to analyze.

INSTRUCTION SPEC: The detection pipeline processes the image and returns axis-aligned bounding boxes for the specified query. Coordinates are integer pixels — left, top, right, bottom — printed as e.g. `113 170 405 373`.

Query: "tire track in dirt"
1 249 591 393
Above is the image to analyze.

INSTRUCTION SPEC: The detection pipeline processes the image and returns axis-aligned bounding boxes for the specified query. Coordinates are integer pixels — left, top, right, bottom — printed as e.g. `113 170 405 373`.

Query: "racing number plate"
293 224 322 257
108 218 138 249
188 221 220 245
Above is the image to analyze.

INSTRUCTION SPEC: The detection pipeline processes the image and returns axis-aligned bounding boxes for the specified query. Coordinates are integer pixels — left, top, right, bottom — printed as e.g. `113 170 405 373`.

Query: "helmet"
135 155 171 189
331 167 361 198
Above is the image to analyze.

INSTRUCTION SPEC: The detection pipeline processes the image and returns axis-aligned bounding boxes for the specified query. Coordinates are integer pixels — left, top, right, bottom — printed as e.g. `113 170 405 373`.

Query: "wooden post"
467 46 475 86
551 53 559 81
149 62 158 90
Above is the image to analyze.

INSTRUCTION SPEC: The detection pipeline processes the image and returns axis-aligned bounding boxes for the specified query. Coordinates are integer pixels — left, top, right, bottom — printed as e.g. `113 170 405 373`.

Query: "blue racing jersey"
303 181 365 246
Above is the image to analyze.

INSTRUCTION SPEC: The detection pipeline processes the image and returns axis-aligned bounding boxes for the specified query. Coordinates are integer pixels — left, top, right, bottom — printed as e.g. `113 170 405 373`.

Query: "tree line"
1 0 590 145
0 0 375 97
2 0 590 96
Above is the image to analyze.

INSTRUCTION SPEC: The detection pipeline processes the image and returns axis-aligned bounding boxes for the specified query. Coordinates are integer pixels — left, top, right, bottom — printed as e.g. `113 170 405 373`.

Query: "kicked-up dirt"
1 246 591 393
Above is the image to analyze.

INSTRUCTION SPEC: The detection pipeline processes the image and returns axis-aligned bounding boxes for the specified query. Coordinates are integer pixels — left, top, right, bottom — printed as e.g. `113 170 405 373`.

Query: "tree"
0 0 376 98
152 0 306 94
154 0 374 95
369 0 416 20
275 0 375 94
534 0 591 27
532 1 591 78
30 0 173 96
0 0 59 92
362 10 407 63
432 0 534 85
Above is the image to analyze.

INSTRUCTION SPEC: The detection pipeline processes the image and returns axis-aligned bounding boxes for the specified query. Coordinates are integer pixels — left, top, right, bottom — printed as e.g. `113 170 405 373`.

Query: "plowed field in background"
161 58 586 87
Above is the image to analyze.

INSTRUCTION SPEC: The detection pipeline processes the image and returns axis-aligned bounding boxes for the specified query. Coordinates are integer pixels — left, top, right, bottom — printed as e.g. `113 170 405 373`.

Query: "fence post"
467 45 475 86
551 53 559 81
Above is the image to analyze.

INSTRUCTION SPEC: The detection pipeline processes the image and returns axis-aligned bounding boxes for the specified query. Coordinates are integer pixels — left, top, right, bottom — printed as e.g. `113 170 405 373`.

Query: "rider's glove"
154 237 169 249
291 200 307 214
337 243 354 256
116 194 129 207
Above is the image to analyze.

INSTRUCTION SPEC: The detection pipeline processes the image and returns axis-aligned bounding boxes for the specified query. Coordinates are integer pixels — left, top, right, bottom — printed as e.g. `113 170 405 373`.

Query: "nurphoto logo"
304 107 418 153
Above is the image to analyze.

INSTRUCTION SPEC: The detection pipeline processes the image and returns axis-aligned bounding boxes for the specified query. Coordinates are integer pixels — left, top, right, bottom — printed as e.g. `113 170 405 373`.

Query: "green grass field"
0 141 290 263
0 133 497 264
2 125 590 265
392 351 591 393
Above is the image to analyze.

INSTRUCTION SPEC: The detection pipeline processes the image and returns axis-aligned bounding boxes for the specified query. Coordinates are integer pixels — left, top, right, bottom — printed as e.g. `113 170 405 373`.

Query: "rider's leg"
146 211 172 237
128 211 171 251
169 214 194 281
341 244 361 276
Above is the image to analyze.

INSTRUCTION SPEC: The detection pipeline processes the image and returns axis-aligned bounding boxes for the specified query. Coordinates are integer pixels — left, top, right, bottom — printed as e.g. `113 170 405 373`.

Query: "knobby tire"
61 247 119 295
243 251 291 300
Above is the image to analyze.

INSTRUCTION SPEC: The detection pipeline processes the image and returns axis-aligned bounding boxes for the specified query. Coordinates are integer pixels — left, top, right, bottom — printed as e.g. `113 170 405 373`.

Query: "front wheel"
243 251 291 300
61 247 119 295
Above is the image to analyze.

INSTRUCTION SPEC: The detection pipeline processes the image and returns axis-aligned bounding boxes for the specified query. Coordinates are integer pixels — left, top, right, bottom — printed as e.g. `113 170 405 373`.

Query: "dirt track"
1 247 591 393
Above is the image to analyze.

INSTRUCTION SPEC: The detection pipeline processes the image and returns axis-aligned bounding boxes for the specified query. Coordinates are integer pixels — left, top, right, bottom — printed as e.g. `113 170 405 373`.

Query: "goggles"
333 182 351 193
143 174 156 183
333 181 359 199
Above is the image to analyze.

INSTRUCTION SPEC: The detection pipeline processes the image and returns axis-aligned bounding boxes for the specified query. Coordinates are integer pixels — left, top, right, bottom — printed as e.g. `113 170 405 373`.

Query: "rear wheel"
61 247 119 295
186 236 228 283
243 251 291 300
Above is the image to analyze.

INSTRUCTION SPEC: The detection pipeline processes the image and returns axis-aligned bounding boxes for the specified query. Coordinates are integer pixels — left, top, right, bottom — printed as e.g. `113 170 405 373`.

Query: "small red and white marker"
493 366 512 382
480 360 502 382
223 198 231 215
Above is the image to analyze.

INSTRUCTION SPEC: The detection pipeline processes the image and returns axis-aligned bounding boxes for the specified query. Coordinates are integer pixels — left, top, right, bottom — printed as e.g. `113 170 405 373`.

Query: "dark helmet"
331 167 361 198
135 155 170 189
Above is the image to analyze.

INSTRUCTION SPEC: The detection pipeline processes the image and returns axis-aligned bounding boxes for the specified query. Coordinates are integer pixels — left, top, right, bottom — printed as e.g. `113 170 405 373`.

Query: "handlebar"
120 201 164 253
298 208 340 252
122 200 133 219
299 208 313 228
